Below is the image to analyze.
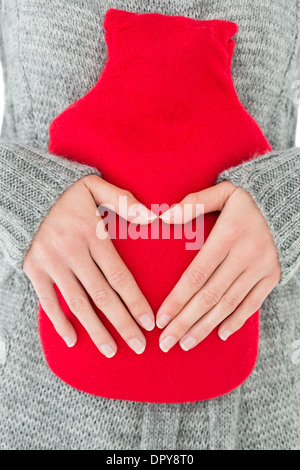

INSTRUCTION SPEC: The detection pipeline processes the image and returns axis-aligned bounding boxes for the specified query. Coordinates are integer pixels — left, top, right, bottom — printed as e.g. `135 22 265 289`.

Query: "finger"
84 176 157 224
156 230 230 329
160 181 236 224
178 268 262 350
217 276 277 341
69 248 149 353
51 268 120 358
28 271 77 347
90 236 155 331
158 252 247 351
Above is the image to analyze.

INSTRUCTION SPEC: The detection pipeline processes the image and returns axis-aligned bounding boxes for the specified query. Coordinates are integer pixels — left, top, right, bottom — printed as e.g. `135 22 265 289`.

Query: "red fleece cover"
39 8 272 402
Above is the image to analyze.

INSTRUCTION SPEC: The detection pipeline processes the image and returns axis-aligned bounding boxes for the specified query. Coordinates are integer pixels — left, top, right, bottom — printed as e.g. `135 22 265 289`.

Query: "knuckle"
82 174 100 187
268 259 281 277
78 217 94 239
222 181 237 200
108 267 129 290
171 297 185 312
51 228 70 251
92 288 111 308
90 328 105 344
40 297 57 313
91 333 106 350
113 317 135 337
247 297 262 313
199 289 220 308
23 255 37 275
113 188 131 207
230 315 246 331
234 251 250 266
222 225 239 244
69 296 86 314
122 189 133 200
221 180 234 192
272 268 281 284
128 297 144 311
24 244 49 273
175 316 193 333
51 238 77 262
34 242 52 262
199 322 212 338
222 295 239 311
187 192 198 206
187 267 208 290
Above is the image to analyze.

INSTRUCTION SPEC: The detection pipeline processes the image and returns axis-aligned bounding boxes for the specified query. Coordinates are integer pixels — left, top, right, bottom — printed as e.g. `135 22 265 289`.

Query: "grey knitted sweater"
0 0 300 450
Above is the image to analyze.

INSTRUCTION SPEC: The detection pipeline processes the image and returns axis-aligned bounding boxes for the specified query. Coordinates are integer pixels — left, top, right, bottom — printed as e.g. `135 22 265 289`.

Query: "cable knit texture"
0 0 300 450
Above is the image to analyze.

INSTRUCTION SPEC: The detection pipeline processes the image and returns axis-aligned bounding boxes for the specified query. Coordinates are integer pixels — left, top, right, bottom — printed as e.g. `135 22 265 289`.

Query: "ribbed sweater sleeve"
0 140 101 271
217 148 300 285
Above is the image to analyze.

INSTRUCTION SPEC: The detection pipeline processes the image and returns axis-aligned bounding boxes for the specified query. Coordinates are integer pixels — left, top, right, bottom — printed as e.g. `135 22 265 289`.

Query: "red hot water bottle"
39 8 272 402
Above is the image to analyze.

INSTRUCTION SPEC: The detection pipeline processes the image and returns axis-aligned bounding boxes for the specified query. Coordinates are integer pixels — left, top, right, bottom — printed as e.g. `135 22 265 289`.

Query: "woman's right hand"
23 175 156 358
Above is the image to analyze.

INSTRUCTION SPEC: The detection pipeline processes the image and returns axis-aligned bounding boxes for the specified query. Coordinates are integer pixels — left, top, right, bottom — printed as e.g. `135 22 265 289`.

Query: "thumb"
160 181 236 224
83 176 157 225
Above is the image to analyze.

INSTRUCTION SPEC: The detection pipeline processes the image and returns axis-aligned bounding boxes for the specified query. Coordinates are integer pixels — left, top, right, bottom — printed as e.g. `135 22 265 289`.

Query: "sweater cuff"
0 141 102 271
216 148 300 285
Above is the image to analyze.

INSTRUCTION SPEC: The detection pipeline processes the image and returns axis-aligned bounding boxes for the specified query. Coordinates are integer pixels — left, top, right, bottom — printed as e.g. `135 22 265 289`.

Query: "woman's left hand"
157 181 281 352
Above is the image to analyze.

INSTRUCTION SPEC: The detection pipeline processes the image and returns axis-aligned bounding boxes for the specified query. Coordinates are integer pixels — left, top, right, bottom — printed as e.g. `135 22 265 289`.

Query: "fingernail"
159 335 177 352
99 344 116 358
219 329 232 341
156 314 171 329
63 336 76 348
160 205 183 224
180 336 197 351
139 314 155 331
128 338 146 354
